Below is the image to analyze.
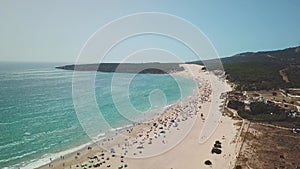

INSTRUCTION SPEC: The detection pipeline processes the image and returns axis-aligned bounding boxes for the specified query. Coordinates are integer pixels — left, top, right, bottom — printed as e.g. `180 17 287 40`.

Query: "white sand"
39 64 241 169
120 64 239 169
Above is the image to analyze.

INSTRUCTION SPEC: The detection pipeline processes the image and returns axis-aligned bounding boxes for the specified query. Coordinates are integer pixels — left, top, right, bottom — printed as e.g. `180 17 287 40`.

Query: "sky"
0 0 300 63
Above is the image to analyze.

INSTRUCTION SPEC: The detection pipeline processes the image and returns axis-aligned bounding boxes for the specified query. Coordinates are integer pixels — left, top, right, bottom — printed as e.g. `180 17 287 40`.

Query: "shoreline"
21 78 196 169
36 64 241 169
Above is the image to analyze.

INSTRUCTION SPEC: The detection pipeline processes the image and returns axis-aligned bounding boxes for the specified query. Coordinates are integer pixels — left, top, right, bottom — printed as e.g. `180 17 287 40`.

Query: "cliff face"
56 63 184 74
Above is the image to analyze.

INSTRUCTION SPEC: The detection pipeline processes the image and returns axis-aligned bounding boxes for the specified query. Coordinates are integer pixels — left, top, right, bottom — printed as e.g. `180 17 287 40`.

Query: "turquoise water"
0 62 198 168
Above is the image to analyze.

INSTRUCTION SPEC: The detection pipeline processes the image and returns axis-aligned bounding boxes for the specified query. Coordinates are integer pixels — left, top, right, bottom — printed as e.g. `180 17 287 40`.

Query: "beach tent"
211 148 222 154
204 160 212 165
214 143 222 148
136 145 144 149
215 140 221 145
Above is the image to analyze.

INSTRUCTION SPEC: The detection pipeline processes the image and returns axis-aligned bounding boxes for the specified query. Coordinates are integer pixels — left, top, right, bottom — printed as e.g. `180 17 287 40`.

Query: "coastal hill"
56 46 300 90
222 46 300 90
196 46 300 91
221 46 300 64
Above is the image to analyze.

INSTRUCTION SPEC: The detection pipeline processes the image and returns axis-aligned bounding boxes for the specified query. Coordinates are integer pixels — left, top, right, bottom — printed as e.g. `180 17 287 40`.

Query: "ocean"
0 62 198 168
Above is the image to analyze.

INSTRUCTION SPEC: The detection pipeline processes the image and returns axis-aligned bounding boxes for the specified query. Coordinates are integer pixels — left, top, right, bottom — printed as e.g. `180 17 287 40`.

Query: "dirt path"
279 68 289 83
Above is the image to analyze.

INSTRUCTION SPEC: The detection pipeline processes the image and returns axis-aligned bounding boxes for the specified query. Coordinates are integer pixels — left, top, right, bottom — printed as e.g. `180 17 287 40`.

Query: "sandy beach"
39 64 241 169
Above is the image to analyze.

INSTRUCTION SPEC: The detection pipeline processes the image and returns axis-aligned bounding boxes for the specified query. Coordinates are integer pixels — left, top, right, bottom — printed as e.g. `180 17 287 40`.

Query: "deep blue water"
0 62 197 168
